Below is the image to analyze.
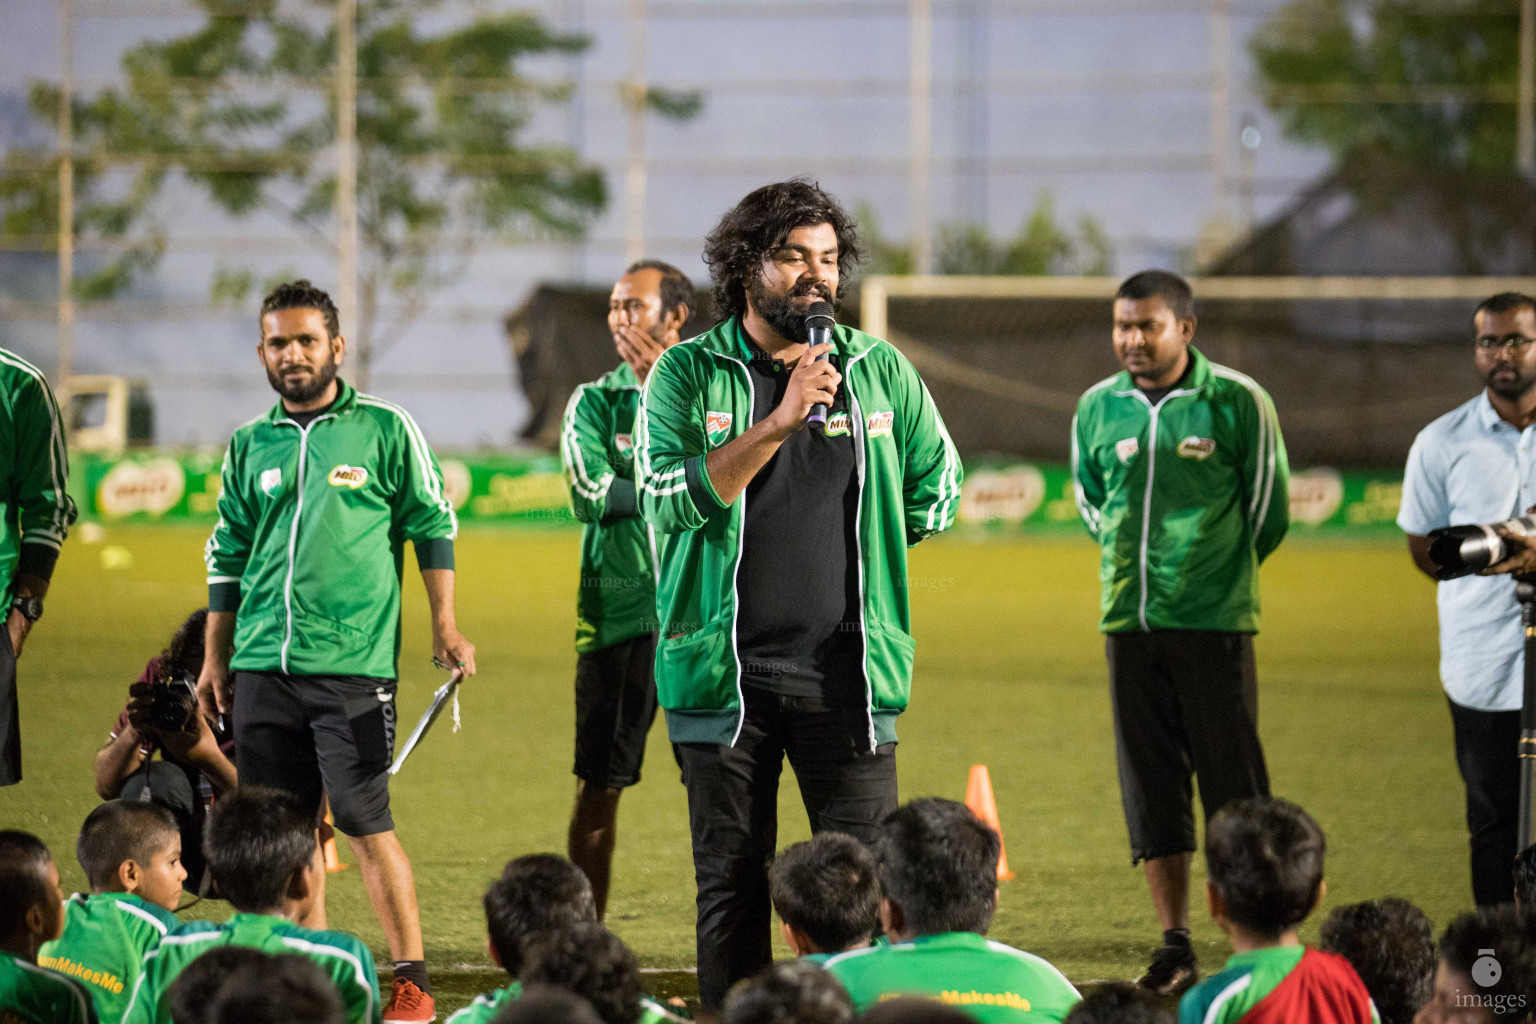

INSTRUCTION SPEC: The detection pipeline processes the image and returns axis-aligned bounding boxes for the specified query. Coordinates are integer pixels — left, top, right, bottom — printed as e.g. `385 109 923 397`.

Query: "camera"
129 678 199 734
1427 516 1536 580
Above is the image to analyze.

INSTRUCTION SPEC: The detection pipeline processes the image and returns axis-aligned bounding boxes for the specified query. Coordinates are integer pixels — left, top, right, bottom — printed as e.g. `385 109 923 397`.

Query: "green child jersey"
203 379 457 679
1071 346 1289 634
38 892 178 1021
121 912 381 1024
561 362 658 653
824 932 1080 1022
0 951 97 1024
446 980 688 1024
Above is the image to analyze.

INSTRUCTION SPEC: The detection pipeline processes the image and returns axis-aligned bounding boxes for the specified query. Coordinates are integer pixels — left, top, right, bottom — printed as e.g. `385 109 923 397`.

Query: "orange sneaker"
383 977 437 1023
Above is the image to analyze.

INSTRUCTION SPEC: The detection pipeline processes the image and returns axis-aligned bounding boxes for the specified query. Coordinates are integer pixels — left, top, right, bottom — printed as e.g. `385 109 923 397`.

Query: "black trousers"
0 625 16 786
676 689 897 1010
1448 697 1521 907
1107 630 1270 863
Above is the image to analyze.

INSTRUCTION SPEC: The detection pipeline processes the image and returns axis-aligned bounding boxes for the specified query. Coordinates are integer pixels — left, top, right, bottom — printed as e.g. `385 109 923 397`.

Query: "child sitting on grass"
0 830 97 1024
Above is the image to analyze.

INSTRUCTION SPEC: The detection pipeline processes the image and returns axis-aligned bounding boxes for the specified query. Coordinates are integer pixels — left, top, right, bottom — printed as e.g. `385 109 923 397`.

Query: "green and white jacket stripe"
0 347 77 598
204 378 457 679
1071 346 1289 634
634 316 962 749
560 361 659 653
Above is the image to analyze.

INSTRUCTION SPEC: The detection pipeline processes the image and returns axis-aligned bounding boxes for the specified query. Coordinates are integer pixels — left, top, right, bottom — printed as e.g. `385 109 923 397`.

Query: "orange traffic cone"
322 811 348 873
965 764 1016 881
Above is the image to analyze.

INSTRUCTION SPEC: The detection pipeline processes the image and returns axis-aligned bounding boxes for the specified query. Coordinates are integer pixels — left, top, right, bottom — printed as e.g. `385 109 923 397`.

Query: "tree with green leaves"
0 0 700 384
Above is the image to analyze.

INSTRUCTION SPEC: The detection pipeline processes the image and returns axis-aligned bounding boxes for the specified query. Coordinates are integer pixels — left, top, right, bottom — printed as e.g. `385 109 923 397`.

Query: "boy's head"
203 786 321 918
873 797 1000 940
168 946 272 1024
77 800 186 910
206 952 347 1024
483 854 597 977
521 922 644 1024
1204 797 1326 941
490 986 605 1024
1514 845 1536 911
768 833 881 956
720 960 855 1024
1319 898 1436 1024
1061 982 1174 1024
0 831 63 958
1415 906 1535 1024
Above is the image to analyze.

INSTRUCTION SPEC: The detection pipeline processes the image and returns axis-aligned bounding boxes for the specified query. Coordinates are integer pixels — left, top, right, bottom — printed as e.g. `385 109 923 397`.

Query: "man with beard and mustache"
561 259 694 919
634 179 962 1009
1072 271 1289 996
199 280 474 1023
1399 290 1536 909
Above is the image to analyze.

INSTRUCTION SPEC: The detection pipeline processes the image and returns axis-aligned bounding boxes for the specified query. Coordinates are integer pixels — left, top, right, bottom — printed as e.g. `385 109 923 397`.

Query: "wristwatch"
8 595 43 623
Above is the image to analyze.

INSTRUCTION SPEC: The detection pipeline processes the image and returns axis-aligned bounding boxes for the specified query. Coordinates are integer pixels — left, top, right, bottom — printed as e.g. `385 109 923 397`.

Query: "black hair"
0 830 53 939
168 946 272 1024
1474 292 1536 328
624 260 696 323
204 952 347 1024
1116 270 1195 321
521 923 645 1024
490 986 605 1024
874 797 1000 937
768 833 880 954
77 800 180 892
1438 906 1536 1015
1516 845 1536 911
261 279 340 339
483 854 598 977
720 960 855 1024
702 178 862 323
202 786 317 913
857 998 976 1024
1204 797 1325 939
1319 898 1436 1024
1061 982 1175 1024
156 608 209 684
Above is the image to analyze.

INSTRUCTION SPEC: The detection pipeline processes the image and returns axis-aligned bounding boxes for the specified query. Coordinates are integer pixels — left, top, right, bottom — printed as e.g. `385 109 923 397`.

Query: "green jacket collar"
607 361 640 388
898 931 990 952
693 315 879 363
1112 345 1212 396
267 377 357 424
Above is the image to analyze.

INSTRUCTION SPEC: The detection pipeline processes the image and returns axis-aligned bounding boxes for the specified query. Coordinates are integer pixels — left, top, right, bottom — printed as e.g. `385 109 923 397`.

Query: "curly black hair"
1319 899 1436 1024
157 607 209 684
702 179 862 323
521 923 644 1024
261 279 340 339
720 961 855 1024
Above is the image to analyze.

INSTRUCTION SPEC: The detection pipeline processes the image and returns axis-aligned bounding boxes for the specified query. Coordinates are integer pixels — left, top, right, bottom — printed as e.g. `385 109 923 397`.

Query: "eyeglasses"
1476 334 1536 352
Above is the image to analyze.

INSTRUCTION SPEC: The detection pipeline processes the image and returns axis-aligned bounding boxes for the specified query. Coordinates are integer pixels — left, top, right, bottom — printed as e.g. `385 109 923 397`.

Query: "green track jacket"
204 380 457 679
560 361 658 653
635 316 962 749
1 347 76 599
1071 346 1289 634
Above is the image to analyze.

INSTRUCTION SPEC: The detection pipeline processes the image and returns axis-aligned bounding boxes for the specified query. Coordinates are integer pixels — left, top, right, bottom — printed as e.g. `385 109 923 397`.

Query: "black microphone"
805 300 836 427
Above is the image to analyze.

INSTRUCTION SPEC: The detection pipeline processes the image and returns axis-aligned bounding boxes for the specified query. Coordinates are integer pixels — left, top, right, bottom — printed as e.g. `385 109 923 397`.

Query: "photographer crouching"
94 608 236 894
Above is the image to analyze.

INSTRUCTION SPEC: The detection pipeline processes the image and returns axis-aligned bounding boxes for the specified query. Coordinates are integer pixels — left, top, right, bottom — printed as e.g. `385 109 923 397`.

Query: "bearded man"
199 280 475 1023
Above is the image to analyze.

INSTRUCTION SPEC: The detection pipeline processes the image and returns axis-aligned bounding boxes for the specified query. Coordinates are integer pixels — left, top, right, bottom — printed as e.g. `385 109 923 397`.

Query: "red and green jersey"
38 892 178 1022
824 931 1080 1022
445 980 688 1024
1178 946 1378 1024
121 912 381 1024
0 951 97 1024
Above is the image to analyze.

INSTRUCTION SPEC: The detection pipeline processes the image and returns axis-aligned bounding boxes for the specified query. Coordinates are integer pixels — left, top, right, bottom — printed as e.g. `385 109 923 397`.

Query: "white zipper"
712 350 754 747
1126 387 1200 633
276 413 337 673
844 350 876 753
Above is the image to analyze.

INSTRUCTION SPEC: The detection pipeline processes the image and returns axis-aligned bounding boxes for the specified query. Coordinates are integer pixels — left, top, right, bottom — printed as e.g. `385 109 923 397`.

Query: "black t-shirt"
285 397 336 429
1138 357 1192 406
734 343 864 702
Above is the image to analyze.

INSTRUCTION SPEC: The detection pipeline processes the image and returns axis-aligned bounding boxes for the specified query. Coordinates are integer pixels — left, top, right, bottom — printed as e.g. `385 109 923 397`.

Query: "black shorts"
233 672 397 837
573 632 659 789
1106 630 1270 864
0 625 17 786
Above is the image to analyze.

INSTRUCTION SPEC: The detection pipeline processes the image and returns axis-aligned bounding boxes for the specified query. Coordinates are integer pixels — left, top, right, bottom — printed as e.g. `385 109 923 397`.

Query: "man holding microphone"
635 179 962 1009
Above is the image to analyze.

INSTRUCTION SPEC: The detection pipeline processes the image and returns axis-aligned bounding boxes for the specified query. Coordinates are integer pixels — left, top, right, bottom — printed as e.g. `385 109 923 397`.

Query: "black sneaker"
1137 943 1200 996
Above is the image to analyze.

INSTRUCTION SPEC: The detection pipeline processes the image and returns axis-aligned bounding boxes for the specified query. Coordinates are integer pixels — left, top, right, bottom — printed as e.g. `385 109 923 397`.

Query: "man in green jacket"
635 179 961 1008
561 259 693 920
198 280 475 1023
1071 270 1289 996
0 347 76 786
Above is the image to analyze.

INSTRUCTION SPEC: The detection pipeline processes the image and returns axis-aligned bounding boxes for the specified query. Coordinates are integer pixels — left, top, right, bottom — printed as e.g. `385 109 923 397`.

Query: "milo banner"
73 451 1403 534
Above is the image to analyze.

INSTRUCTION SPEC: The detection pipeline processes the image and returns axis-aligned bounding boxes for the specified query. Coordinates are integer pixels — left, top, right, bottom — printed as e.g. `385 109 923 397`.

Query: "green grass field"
1 524 1468 1013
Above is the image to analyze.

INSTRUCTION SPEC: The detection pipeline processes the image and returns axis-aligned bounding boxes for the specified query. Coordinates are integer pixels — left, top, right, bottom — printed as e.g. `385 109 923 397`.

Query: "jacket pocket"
290 607 375 662
864 621 916 711
655 621 734 711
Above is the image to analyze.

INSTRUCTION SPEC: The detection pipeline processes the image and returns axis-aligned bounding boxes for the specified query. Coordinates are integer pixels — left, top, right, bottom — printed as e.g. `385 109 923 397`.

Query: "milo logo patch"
1177 436 1216 460
866 411 895 437
824 412 851 436
328 465 369 489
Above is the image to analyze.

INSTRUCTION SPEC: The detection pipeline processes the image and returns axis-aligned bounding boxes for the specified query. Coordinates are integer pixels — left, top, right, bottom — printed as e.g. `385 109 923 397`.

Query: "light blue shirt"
1398 391 1536 711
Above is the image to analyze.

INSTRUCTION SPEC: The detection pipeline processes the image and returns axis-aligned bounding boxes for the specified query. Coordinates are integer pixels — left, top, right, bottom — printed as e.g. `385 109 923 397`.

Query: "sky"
0 0 1336 446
